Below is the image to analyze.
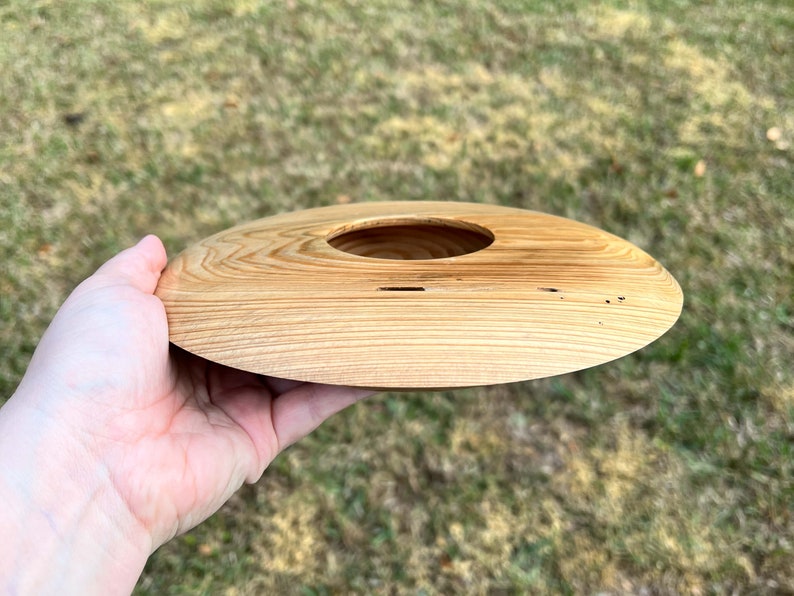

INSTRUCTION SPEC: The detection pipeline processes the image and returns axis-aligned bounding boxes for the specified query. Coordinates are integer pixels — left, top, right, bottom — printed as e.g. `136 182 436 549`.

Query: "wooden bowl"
155 202 683 389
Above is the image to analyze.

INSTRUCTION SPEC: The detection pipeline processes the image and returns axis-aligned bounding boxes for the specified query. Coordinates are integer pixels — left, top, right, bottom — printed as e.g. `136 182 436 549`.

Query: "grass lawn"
2 0 793 593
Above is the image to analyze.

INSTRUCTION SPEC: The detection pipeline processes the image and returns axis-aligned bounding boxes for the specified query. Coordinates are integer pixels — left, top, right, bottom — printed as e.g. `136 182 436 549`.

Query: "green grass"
2 0 793 593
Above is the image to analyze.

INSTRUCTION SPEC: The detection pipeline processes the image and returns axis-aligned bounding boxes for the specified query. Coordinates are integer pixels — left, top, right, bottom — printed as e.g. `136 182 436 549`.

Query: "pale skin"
0 235 373 595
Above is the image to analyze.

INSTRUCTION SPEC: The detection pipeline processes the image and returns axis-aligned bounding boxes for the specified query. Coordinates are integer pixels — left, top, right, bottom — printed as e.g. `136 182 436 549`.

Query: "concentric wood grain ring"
155 202 683 389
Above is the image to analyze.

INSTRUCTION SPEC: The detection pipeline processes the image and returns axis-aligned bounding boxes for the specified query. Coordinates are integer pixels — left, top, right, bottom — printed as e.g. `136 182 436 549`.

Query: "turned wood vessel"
155 202 683 389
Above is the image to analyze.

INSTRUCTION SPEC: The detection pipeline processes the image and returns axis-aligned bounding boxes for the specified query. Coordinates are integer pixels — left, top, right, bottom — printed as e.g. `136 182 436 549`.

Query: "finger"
93 235 168 295
271 384 375 451
203 363 281 478
259 375 305 396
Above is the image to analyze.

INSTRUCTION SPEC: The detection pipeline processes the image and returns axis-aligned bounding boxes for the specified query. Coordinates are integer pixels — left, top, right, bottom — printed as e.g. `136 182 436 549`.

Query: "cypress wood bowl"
155 202 683 389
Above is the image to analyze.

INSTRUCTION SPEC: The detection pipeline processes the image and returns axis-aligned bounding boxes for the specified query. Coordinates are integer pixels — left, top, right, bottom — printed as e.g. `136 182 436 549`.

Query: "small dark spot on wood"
598 321 603 325
537 287 559 292
605 299 611 304
378 286 426 292
618 296 625 301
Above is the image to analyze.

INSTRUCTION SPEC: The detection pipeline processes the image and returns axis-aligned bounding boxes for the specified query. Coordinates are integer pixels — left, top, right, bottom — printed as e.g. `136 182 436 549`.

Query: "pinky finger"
270 384 375 451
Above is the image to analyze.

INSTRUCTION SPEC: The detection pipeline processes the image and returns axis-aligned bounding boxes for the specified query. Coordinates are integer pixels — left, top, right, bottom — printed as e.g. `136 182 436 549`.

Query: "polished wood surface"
155 202 683 389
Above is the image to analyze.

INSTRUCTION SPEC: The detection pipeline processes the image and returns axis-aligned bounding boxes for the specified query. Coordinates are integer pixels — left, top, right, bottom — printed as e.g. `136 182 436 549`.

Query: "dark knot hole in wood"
378 286 426 292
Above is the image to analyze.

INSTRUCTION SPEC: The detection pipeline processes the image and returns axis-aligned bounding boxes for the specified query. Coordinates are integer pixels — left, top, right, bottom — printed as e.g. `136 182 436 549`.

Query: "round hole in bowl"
327 217 495 260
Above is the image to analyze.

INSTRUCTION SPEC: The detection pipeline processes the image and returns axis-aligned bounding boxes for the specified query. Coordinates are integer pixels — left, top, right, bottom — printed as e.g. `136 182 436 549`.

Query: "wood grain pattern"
155 202 683 389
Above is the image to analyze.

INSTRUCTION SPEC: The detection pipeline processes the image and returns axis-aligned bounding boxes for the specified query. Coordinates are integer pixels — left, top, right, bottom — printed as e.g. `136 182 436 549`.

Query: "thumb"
92 235 168 295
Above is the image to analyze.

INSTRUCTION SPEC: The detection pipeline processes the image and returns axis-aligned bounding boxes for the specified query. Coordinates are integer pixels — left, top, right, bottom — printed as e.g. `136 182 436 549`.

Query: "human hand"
0 235 372 594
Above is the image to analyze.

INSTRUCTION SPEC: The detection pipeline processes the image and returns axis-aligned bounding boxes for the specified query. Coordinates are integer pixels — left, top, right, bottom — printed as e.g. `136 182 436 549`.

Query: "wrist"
0 390 153 595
